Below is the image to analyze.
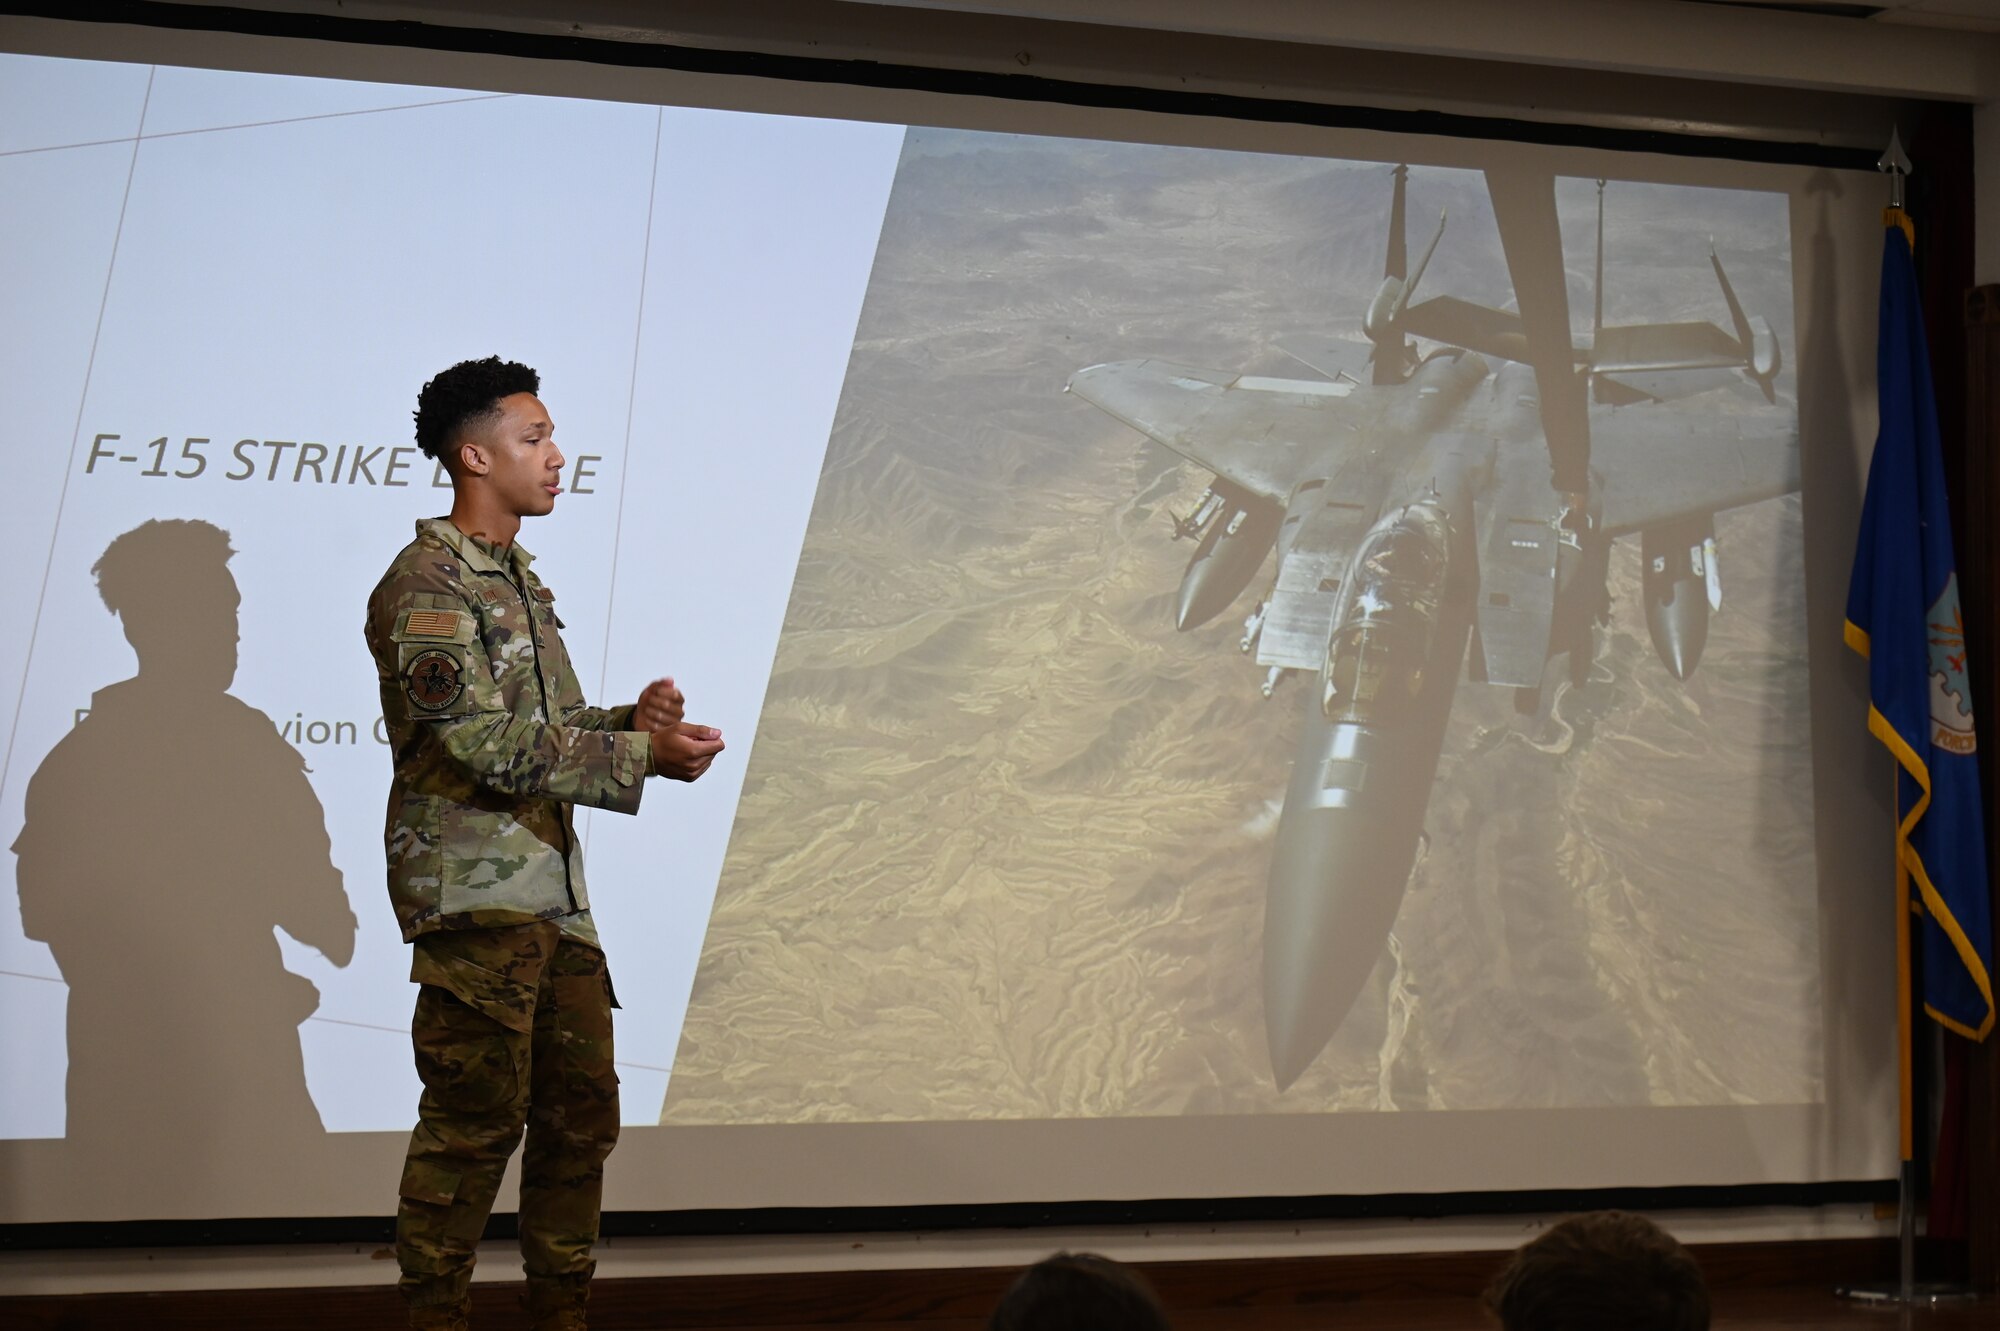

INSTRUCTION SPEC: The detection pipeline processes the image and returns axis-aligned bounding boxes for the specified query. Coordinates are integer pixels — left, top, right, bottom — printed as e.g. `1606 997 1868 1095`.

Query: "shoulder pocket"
393 604 478 645
392 606 482 719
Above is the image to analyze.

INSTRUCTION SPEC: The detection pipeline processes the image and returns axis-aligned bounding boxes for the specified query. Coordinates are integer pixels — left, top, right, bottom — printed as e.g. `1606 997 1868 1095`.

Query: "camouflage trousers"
395 921 619 1308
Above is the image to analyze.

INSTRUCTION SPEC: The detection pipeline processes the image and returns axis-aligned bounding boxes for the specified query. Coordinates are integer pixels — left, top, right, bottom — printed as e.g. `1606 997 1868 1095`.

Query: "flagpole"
1883 129 1919 1304
1897 777 1916 1303
1867 766 1982 1308
1832 130 1980 1309
1842 135 1921 1309
1838 759 1951 1306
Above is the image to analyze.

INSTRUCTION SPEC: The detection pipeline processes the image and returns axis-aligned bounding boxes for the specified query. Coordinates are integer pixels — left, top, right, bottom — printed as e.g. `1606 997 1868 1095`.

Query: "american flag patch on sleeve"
404 610 463 639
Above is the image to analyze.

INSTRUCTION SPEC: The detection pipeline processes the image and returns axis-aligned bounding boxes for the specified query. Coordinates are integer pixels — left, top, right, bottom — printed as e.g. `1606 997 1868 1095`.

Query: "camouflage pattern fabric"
366 518 651 946
395 921 620 1310
525 1272 592 1330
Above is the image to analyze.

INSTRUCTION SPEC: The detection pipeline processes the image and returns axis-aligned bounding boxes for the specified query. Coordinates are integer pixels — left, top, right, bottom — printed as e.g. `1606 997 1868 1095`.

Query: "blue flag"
1845 223 1994 1041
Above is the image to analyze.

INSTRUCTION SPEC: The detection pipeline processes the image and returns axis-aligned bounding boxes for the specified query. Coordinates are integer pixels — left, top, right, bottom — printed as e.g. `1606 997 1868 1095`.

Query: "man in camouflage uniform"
368 356 725 1331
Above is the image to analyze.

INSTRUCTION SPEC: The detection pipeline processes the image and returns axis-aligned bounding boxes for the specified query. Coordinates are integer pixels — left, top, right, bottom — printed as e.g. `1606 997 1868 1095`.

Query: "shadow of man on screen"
11 519 356 1172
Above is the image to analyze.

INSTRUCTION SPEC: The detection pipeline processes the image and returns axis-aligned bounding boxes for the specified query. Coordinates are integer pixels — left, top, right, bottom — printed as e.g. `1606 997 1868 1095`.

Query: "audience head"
1484 1211 1709 1331
988 1252 1171 1331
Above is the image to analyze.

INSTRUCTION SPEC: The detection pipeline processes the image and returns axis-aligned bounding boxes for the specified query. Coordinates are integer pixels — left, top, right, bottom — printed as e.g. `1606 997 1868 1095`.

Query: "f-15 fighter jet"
1067 164 1794 1089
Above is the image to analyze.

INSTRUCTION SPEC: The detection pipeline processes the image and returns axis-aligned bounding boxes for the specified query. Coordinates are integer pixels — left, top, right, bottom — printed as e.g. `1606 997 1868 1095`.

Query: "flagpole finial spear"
1879 127 1913 211
1879 128 1915 248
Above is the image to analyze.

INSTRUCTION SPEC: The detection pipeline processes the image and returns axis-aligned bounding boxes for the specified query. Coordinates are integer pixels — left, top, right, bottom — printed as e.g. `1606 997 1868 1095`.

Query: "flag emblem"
404 610 462 639
1927 575 1974 755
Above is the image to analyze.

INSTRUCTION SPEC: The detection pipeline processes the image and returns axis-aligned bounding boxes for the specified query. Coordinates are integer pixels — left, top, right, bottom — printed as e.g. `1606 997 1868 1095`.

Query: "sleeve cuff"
602 732 649 815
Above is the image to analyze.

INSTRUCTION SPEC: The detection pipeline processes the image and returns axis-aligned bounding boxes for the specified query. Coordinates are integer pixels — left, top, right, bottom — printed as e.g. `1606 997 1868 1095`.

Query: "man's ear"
456 436 488 478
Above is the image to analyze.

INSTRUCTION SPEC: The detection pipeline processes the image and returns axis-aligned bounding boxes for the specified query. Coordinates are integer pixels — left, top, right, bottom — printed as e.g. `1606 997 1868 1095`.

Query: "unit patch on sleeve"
404 610 463 639
405 648 465 712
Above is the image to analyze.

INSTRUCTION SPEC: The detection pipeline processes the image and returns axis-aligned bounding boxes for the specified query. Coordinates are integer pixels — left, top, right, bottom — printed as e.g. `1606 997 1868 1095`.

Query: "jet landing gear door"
1472 471 1560 689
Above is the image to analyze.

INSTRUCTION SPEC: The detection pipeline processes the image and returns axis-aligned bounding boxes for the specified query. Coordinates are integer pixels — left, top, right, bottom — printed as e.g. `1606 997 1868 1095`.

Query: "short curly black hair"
413 356 541 463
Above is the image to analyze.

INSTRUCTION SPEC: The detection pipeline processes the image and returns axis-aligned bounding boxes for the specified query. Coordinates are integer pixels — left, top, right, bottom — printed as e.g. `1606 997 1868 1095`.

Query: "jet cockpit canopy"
1321 499 1452 725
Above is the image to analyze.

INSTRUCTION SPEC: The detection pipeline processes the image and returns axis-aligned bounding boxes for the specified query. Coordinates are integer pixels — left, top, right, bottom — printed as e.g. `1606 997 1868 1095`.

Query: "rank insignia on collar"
406 648 464 712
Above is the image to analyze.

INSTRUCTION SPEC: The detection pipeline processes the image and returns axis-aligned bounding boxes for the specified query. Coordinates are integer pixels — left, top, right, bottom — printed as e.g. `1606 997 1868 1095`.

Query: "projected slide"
3 52 1818 1173
660 133 1816 1121
0 53 903 1143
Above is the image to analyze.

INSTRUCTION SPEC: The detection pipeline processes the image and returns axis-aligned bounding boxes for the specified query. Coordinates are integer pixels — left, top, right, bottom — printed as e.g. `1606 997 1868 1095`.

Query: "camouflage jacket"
366 518 649 945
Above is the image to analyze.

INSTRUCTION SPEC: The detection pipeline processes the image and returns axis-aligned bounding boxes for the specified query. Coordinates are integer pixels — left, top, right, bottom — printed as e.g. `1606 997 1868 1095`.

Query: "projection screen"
0 29 1897 1224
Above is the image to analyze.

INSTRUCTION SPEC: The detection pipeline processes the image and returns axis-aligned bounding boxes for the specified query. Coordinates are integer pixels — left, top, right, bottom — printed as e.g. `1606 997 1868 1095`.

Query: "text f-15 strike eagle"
1065 165 1795 1090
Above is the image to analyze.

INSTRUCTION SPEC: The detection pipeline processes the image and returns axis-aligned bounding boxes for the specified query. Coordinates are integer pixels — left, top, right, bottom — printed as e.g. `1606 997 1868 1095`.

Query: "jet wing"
1273 336 1374 384
1066 358 1359 506
1591 408 1798 537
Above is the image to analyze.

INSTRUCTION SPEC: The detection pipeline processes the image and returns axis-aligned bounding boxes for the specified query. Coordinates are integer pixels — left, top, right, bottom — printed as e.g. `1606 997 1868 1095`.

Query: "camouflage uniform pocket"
397 1158 462 1207
409 931 547 1116
412 981 528 1116
411 944 539 1033
436 800 571 922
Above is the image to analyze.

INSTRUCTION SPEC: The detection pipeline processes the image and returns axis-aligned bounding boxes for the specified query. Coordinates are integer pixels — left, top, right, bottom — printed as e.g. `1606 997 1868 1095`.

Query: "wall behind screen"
0 14 1895 1225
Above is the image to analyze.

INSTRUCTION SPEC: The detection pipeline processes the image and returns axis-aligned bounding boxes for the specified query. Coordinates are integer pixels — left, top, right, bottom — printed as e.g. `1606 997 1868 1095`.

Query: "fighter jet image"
1065 164 1795 1090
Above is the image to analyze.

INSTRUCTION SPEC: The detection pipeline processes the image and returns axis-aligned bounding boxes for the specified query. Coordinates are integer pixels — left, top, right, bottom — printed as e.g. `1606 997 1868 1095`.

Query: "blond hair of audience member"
987 1252 1171 1331
1484 1211 1710 1331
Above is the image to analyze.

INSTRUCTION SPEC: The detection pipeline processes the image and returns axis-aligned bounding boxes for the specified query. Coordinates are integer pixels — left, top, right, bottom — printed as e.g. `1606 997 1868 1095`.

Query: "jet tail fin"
1713 245 1754 355
1710 245 1782 402
1395 209 1447 324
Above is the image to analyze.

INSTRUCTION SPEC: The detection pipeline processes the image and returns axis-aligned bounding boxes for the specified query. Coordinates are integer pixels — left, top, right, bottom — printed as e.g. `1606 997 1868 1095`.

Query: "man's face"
461 392 565 518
